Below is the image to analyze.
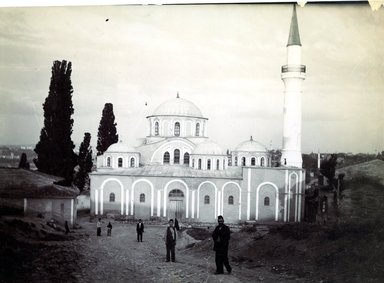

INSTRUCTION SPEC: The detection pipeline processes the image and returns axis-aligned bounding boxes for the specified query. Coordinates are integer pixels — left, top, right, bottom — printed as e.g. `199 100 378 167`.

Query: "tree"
319 154 338 187
74 132 93 192
34 60 78 183
18 153 30 169
97 103 118 155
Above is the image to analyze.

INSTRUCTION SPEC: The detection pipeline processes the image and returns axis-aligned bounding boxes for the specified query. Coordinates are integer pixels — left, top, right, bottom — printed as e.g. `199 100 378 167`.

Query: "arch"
118 157 123 167
207 159 211 170
288 172 299 222
184 152 190 165
131 179 154 217
174 122 180 136
235 156 238 166
260 157 265 167
169 189 184 197
216 159 220 170
251 157 256 166
198 159 202 169
174 149 180 164
241 157 246 166
106 156 111 167
150 139 195 163
197 181 218 220
195 123 200 136
100 178 125 215
163 179 190 218
163 152 170 164
256 182 279 221
222 181 242 221
155 121 159 136
130 157 135 168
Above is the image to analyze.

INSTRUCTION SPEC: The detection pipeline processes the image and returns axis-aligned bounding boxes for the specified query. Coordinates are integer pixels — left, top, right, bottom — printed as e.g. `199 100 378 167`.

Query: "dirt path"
57 218 303 283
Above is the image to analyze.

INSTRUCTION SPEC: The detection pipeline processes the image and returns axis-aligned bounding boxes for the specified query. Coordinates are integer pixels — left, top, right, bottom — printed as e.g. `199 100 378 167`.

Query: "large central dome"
151 96 204 118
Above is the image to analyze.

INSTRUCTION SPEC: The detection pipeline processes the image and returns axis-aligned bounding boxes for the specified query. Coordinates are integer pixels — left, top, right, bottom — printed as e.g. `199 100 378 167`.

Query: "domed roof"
151 95 204 118
106 141 137 153
192 141 225 155
235 137 267 152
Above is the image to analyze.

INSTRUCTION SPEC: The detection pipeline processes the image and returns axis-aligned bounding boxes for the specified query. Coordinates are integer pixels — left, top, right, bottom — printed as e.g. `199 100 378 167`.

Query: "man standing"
96 218 102 236
136 219 144 242
212 215 232 274
164 219 177 262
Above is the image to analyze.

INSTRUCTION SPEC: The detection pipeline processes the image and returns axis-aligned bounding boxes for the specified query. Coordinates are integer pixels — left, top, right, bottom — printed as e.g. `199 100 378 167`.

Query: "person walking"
174 218 180 231
136 219 144 242
107 221 112 236
164 219 177 262
97 218 102 236
212 215 232 274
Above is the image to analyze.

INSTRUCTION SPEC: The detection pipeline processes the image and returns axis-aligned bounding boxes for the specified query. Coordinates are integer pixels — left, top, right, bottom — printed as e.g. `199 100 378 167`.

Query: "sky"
0 2 383 154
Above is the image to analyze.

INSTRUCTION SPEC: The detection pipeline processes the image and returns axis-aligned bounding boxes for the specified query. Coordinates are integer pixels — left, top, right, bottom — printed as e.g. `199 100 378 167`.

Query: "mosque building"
90 6 306 223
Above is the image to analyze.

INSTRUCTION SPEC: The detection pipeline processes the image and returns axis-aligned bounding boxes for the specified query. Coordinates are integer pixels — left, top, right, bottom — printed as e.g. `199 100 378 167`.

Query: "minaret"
281 5 306 168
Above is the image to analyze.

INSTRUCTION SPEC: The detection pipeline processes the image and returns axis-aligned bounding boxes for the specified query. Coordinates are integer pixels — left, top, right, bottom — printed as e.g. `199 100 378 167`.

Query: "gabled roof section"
287 5 302 47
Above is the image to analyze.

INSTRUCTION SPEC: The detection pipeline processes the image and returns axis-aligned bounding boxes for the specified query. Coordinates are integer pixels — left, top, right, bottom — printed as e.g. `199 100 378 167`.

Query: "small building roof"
192 140 225 155
235 137 267 152
106 140 138 153
0 168 79 199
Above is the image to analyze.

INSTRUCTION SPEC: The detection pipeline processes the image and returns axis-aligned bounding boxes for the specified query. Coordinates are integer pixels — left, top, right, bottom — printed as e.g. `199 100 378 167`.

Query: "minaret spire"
280 5 306 168
287 5 301 46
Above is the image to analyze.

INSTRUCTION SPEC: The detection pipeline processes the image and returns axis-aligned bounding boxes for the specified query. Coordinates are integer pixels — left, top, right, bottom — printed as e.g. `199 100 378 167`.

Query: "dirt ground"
2 214 383 283
1 215 312 283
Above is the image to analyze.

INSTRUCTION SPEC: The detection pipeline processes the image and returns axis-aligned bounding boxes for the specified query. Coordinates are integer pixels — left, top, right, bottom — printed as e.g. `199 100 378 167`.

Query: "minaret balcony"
281 65 306 73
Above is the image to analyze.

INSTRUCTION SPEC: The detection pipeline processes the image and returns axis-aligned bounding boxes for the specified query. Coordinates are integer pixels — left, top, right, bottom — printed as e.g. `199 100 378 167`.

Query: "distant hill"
337 159 384 186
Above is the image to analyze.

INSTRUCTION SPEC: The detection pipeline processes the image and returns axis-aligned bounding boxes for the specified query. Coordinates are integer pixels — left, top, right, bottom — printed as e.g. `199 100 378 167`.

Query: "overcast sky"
0 2 383 154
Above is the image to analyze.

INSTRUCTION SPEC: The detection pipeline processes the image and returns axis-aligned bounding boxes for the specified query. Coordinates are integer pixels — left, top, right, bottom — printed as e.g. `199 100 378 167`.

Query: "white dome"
192 141 224 155
235 138 267 152
106 141 137 153
152 96 204 118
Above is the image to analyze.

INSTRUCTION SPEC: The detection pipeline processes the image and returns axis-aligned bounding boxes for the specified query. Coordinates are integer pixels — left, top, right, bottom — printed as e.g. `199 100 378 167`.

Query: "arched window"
204 195 210 204
107 157 111 167
155 122 159 136
241 157 246 166
207 159 211 170
184 152 190 165
260 157 265 167
174 149 180 164
169 189 184 197
140 193 145 203
118 157 123 167
264 197 270 206
174 122 180 136
192 158 195 168
109 193 115 202
216 159 220 170
235 156 238 166
198 159 202 170
251 157 256 166
228 196 234 205
163 152 170 164
195 123 200 136
130 157 135 167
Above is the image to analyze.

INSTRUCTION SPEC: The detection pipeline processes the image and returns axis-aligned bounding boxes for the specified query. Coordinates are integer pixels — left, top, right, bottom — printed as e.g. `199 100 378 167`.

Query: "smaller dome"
235 137 267 152
106 141 137 153
192 141 224 155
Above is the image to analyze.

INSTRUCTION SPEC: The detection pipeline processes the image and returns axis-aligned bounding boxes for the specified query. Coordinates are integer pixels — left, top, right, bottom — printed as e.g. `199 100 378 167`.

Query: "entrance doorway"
168 189 185 220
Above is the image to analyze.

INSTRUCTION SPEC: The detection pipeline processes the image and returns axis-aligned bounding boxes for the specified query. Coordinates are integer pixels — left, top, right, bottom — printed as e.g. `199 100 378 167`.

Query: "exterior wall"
77 194 90 210
90 167 305 224
26 198 77 227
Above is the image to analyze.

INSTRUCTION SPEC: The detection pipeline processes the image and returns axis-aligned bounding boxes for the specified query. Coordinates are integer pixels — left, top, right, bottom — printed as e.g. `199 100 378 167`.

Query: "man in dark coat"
136 219 144 242
164 219 177 262
212 215 232 274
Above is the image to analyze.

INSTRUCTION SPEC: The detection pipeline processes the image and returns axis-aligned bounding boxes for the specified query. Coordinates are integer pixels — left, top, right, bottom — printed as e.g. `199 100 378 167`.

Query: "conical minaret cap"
287 5 301 47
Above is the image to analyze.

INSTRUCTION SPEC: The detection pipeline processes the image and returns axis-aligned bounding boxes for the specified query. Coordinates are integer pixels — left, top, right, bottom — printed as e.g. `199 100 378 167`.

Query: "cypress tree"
74 132 93 192
97 103 118 155
34 60 77 183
